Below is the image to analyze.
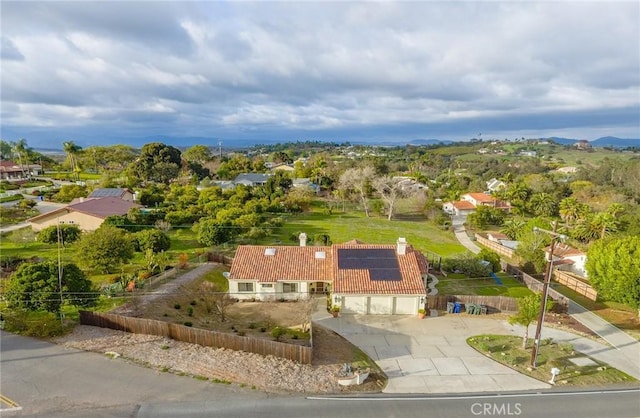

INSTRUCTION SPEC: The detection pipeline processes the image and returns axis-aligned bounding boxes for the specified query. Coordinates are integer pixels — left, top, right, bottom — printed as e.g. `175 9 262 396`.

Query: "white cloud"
1 1 638 146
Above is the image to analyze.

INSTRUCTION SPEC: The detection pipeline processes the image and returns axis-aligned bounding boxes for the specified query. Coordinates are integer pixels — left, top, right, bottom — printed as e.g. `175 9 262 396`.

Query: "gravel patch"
53 325 343 394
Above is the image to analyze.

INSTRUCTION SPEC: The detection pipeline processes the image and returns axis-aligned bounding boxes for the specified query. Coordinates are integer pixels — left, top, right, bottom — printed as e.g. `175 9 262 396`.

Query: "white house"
486 178 506 193
227 237 429 315
545 243 588 278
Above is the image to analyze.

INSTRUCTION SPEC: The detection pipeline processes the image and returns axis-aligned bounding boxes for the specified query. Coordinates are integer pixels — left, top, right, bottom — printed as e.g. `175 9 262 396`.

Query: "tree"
514 229 549 274
182 145 212 165
75 226 134 273
54 184 88 203
528 192 558 217
339 166 375 217
500 217 527 240
12 138 31 178
62 140 83 180
37 224 81 246
508 293 551 349
195 218 238 246
559 197 590 227
128 142 181 184
478 249 501 272
586 236 640 313
372 176 407 221
135 229 171 253
199 281 233 322
5 261 97 313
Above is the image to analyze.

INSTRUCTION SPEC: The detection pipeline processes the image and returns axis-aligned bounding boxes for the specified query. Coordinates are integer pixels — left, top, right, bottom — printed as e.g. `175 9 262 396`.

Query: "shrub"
134 229 171 253
37 224 81 245
187 306 194 317
183 321 193 327
271 326 286 341
2 310 67 338
174 303 181 310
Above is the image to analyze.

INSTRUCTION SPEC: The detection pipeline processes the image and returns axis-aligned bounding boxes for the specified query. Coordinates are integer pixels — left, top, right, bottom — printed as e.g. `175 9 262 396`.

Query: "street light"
530 221 567 368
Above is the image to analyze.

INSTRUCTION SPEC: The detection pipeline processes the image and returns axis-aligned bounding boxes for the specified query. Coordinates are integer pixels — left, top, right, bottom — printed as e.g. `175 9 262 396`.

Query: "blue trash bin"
453 302 461 313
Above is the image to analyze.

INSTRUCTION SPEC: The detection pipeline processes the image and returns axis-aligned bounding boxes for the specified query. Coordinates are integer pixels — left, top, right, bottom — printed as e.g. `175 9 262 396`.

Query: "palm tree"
12 138 30 178
62 141 82 181
529 192 558 217
500 217 527 240
559 197 590 227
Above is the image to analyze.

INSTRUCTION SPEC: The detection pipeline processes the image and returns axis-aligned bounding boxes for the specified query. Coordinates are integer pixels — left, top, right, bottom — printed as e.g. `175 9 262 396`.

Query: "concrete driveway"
313 312 551 393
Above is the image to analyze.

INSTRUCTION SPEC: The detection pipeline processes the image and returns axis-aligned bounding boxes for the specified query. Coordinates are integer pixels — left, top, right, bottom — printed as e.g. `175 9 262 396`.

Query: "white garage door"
343 296 366 314
368 296 392 314
393 297 416 314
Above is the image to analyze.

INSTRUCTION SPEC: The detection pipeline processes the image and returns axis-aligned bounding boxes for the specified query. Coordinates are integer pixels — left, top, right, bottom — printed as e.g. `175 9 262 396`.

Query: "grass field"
436 272 533 297
257 207 467 258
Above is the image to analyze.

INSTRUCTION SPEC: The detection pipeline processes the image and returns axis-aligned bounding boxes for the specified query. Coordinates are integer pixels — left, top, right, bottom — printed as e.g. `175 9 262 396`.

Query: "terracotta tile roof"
331 243 427 295
229 241 428 296
465 192 494 202
453 201 476 210
546 243 585 258
229 245 332 282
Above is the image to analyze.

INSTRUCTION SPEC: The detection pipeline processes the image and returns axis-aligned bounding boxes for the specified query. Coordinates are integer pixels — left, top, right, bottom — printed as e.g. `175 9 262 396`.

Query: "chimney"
397 237 407 255
299 232 307 247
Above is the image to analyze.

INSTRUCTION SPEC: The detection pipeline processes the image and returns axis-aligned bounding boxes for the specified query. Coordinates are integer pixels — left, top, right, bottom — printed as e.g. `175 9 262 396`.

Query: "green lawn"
257 208 467 258
468 334 635 386
436 272 533 297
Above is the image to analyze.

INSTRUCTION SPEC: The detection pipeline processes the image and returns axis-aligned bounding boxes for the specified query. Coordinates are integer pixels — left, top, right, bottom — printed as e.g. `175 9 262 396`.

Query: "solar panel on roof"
89 188 125 198
337 248 401 281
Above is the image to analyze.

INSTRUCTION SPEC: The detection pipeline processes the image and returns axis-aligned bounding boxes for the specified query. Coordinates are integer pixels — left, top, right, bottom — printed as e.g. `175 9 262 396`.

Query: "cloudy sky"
1 1 639 148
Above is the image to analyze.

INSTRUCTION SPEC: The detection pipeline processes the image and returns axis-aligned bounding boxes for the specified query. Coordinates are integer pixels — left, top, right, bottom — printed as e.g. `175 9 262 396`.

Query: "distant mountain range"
548 136 640 148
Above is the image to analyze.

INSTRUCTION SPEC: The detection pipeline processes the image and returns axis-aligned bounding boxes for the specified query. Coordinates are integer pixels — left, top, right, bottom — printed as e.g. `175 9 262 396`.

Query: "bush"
271 326 286 341
183 321 193 327
2 310 67 338
38 224 81 245
174 303 181 310
187 306 194 316
134 229 171 253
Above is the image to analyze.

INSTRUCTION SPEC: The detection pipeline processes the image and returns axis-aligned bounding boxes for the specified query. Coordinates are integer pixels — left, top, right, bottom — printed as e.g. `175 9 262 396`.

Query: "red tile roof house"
545 243 588 278
443 192 511 216
228 237 429 315
28 197 140 232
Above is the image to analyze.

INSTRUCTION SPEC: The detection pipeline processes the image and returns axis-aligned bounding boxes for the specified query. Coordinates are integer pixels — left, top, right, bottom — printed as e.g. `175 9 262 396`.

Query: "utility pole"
530 220 565 368
57 219 64 324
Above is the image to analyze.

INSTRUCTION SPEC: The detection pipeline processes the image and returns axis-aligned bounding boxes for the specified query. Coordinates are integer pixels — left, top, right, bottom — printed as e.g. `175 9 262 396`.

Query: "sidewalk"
451 215 481 254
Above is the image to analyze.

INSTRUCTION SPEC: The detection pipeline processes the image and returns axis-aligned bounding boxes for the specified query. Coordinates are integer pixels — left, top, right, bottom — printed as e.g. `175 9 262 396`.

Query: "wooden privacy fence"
475 234 516 259
206 252 233 266
428 295 518 313
553 270 597 301
503 264 569 313
79 311 312 364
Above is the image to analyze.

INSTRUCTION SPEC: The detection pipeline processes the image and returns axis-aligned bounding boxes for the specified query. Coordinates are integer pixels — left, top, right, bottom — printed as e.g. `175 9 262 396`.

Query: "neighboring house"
575 140 592 150
444 193 511 216
545 243 588 278
555 166 578 174
28 197 139 231
270 164 295 173
442 200 476 216
291 178 320 193
233 173 271 187
228 237 428 315
486 178 506 193
487 232 509 242
0 161 23 179
393 176 428 192
88 188 135 201
519 150 537 157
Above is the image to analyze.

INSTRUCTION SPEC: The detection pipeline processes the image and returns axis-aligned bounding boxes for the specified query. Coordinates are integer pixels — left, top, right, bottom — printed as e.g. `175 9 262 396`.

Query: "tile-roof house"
233 173 271 187
88 188 135 201
0 160 24 180
443 192 511 216
28 197 140 232
228 237 428 315
545 243 588 278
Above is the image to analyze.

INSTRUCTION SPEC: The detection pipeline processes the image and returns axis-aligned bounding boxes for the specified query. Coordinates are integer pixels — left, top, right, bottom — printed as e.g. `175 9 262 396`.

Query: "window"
238 282 254 292
68 220 75 224
261 283 273 288
282 283 298 293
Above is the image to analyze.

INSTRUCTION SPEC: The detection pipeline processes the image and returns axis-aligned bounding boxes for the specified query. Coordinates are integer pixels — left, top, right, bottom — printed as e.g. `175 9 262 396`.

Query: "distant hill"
591 136 640 148
407 139 454 146
548 136 639 148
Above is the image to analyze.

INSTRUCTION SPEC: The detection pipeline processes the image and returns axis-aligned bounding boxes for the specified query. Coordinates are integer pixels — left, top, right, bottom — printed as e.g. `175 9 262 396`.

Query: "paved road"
0 330 267 417
452 214 481 254
2 330 638 418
